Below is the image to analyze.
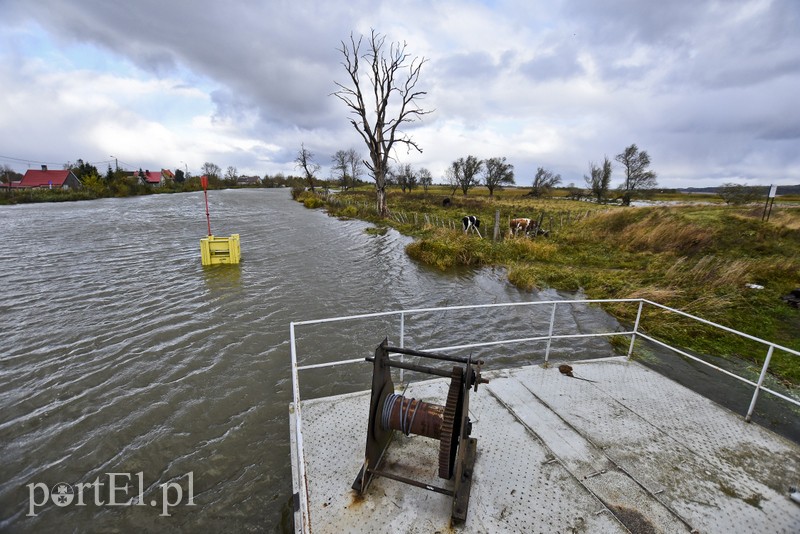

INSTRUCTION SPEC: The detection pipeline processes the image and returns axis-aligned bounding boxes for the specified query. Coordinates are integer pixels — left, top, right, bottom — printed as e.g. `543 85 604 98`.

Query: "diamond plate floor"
292 357 800 533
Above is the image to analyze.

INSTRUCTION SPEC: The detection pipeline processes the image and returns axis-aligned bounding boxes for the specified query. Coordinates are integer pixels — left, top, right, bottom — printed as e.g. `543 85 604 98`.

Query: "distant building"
135 169 171 186
17 165 81 189
236 175 261 186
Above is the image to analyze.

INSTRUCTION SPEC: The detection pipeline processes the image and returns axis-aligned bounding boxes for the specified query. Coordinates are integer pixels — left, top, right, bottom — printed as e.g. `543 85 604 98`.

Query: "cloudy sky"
1 0 798 188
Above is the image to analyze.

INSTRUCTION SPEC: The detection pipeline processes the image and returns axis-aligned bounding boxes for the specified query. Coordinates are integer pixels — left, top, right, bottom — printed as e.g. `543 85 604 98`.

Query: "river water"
0 189 627 532
0 189 795 533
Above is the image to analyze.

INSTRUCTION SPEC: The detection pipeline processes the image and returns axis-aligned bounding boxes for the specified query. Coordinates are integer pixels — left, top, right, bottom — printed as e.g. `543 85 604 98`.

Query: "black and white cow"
462 215 482 237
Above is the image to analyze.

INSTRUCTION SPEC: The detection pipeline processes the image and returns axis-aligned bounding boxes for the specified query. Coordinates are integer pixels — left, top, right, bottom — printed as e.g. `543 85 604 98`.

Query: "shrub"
303 196 325 209
290 186 306 200
340 205 358 218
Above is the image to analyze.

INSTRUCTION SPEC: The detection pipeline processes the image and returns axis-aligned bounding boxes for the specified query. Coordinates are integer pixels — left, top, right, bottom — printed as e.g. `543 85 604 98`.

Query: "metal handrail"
288 298 799 532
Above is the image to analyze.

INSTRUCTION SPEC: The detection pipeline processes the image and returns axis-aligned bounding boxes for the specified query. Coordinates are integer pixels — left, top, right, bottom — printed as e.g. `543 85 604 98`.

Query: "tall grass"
294 188 800 382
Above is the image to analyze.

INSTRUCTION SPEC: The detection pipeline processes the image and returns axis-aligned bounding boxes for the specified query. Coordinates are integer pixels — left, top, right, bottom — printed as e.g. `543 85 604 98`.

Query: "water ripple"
0 190 620 531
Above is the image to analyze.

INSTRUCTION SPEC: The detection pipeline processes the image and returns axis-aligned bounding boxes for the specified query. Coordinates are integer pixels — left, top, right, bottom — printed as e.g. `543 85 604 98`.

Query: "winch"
352 339 488 523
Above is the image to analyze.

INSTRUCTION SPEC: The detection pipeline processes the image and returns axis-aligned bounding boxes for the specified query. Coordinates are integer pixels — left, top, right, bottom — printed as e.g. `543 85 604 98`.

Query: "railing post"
289 322 310 533
627 300 644 359
745 345 775 422
399 312 405 384
544 303 557 366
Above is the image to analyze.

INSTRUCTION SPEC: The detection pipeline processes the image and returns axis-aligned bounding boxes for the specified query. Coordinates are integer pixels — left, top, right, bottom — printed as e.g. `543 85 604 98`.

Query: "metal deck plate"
293 357 800 533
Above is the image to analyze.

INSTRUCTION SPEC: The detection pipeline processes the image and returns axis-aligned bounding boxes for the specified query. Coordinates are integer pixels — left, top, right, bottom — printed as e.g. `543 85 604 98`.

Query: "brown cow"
509 218 534 237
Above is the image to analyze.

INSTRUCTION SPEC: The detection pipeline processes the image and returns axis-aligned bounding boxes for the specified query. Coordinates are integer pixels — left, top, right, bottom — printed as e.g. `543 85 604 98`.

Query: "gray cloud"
1 0 799 186
519 44 584 81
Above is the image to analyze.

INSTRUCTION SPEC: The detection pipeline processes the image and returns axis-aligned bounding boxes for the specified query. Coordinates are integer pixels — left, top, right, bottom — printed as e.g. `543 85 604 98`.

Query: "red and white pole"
201 175 211 236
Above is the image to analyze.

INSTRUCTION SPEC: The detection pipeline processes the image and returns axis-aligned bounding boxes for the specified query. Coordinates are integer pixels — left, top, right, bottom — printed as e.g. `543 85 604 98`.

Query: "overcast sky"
1 0 798 188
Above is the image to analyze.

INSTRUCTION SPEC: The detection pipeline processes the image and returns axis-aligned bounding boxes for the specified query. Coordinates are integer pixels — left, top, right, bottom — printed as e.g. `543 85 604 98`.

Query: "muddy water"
0 189 795 533
0 190 623 532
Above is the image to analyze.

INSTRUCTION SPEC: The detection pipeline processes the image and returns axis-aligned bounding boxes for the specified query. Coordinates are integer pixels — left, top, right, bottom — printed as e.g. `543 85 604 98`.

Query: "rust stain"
347 490 365 509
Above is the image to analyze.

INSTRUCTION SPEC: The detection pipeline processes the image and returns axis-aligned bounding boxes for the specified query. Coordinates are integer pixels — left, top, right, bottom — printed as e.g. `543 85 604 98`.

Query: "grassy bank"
300 187 800 384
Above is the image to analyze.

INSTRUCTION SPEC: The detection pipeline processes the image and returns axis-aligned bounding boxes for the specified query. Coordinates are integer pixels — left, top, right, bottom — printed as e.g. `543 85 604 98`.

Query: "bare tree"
483 157 515 197
418 167 433 192
333 30 432 216
585 158 612 203
616 144 657 206
332 148 365 190
452 155 483 196
225 166 238 183
201 162 222 179
528 167 561 198
331 150 349 190
295 143 320 192
346 147 364 187
446 166 460 196
396 163 417 193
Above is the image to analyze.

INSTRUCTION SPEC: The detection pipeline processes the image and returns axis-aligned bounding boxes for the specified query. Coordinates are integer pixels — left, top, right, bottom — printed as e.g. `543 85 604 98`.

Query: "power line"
0 154 144 173
0 154 117 168
0 154 68 166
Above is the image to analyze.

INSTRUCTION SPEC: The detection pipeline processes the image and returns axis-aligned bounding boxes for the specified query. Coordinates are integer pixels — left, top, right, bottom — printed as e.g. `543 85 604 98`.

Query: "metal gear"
438 366 464 479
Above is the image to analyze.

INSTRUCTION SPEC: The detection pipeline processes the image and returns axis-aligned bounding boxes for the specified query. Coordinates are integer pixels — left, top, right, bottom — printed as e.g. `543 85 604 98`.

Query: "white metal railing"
288 298 799 532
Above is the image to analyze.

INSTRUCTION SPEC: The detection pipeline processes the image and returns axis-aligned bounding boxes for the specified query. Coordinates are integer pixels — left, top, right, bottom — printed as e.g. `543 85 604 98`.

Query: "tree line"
329 29 663 216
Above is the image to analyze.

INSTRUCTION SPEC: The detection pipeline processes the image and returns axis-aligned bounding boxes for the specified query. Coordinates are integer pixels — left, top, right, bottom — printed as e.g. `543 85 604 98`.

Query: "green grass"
298 187 800 384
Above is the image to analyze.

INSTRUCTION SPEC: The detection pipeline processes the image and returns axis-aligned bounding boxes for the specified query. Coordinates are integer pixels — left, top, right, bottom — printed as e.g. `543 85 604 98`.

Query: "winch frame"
351 338 487 524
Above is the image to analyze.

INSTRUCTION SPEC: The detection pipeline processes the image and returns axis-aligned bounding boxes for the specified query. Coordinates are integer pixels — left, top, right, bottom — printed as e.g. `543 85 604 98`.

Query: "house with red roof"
18 166 81 189
135 169 173 186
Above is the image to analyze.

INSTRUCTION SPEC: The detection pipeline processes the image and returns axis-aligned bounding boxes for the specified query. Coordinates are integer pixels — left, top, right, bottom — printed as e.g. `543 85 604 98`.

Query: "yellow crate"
200 234 241 265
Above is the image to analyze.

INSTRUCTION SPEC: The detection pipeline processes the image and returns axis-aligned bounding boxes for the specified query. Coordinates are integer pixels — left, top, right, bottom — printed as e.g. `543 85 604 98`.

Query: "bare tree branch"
332 29 432 216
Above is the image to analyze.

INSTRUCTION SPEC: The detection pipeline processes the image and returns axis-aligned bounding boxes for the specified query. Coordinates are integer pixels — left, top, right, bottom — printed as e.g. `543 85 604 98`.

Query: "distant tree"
81 171 106 196
451 155 483 195
295 143 320 192
616 144 657 206
565 183 585 201
0 163 11 184
331 149 363 191
273 172 288 187
225 166 238 184
528 167 560 198
174 168 185 183
585 158 612 203
346 148 364 187
384 165 398 188
482 157 515 197
201 162 222 180
418 167 433 192
446 166 460 196
65 159 99 182
395 163 418 193
1 164 22 186
718 183 762 205
331 150 349 190
333 30 432 217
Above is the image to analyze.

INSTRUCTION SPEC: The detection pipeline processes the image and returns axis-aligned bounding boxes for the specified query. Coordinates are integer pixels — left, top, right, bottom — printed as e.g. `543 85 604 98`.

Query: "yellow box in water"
200 234 241 265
